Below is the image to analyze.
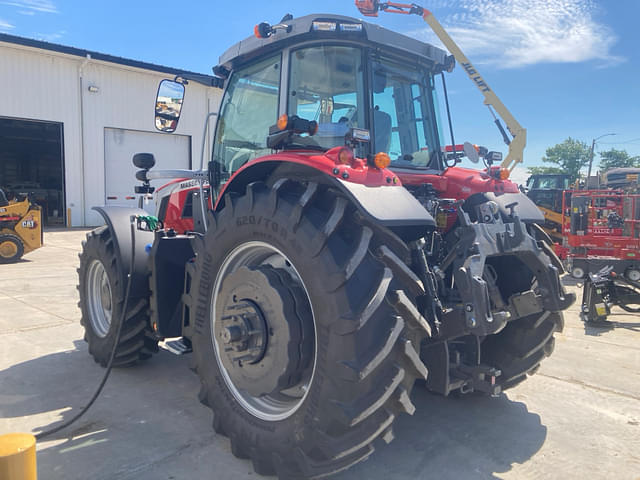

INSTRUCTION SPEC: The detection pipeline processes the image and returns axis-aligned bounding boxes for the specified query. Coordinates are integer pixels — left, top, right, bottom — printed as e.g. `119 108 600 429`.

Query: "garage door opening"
104 128 190 213
0 117 65 226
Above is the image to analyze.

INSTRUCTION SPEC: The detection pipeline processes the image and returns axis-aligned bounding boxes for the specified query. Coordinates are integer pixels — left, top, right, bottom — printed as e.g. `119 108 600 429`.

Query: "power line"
599 137 640 145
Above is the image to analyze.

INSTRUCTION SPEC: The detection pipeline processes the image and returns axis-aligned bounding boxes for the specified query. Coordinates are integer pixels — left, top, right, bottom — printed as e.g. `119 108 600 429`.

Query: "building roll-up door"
104 128 190 213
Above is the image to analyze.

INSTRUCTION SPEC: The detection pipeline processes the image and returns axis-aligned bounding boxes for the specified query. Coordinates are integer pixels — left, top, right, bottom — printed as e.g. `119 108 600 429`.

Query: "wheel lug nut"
222 325 243 344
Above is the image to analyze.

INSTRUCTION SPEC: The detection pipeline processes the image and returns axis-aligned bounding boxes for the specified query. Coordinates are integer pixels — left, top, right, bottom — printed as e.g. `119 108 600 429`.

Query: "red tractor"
77 7 574 479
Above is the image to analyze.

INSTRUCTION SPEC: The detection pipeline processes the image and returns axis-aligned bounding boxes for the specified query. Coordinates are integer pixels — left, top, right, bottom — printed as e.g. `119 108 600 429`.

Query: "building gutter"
77 53 90 226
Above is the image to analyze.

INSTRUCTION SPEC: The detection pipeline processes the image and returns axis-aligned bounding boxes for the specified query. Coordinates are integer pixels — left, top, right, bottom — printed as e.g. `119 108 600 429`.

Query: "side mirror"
133 152 155 170
463 141 480 164
133 153 156 195
155 80 185 132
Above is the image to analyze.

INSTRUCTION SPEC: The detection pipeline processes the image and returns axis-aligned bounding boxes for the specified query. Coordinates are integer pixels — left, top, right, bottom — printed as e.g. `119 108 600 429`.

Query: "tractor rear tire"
481 310 564 391
77 226 158 367
0 233 24 263
186 180 429 479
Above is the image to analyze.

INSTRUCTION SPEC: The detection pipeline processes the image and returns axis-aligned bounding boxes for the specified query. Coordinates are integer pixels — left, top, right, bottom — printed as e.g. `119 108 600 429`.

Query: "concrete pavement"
1 229 639 479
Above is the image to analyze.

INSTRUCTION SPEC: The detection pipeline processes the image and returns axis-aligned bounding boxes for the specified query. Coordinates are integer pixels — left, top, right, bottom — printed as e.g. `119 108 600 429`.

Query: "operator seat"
0 188 9 207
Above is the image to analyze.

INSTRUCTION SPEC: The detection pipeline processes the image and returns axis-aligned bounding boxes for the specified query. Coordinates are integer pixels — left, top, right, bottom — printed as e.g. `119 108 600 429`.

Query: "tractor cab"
153 14 459 202
207 13 452 178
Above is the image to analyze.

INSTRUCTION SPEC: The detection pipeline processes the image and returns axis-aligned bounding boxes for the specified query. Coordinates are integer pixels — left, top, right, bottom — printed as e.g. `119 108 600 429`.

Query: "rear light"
339 23 363 32
277 114 289 130
350 128 370 142
312 21 337 31
337 147 354 165
489 166 509 180
275 114 317 136
254 22 271 39
374 152 391 169
486 151 503 163
311 21 364 32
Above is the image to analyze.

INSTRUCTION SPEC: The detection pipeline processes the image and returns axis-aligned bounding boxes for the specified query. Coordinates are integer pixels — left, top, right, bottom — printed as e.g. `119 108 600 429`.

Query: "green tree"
526 166 565 176
535 138 591 183
598 148 640 171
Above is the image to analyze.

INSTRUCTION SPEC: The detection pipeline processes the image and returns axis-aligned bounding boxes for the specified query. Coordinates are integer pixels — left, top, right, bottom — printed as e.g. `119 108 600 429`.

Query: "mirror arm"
200 112 218 170
174 73 224 89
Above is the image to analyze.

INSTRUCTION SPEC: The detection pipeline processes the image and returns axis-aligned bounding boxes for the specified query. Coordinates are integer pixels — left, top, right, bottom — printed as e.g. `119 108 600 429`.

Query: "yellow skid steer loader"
0 188 43 263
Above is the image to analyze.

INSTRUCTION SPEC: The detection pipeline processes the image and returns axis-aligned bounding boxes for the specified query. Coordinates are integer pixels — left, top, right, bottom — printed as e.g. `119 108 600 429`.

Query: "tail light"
374 152 391 169
254 22 272 39
489 166 509 180
337 147 354 165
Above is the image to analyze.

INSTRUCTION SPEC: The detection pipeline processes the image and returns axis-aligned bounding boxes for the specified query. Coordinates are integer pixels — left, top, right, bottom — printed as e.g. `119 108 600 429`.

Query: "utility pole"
585 133 616 189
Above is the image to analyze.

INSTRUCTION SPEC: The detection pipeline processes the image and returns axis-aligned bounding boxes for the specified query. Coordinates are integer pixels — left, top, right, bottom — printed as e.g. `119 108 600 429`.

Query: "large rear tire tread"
481 310 563 391
77 225 158 368
186 180 428 479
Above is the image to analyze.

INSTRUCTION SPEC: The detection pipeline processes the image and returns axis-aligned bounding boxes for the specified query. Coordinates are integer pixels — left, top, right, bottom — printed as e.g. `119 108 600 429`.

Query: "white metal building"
0 33 222 227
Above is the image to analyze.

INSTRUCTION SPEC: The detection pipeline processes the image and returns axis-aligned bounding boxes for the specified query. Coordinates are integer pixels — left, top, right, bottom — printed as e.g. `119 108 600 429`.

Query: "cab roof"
216 13 450 74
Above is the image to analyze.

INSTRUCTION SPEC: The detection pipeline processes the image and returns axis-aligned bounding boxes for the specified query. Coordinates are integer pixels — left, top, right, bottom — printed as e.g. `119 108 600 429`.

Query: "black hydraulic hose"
35 217 137 440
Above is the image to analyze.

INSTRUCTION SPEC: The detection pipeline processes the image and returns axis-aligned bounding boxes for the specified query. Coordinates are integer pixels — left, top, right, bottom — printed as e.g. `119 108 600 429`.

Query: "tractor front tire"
77 226 158 367
482 311 564 391
186 180 429 479
0 233 24 263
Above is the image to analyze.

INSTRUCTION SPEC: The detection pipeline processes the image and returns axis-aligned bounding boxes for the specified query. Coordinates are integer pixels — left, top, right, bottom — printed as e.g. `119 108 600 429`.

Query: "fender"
93 206 155 298
217 160 436 231
463 191 544 224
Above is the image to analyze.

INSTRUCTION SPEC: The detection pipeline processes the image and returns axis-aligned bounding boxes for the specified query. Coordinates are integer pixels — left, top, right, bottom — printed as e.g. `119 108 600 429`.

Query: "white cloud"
34 29 65 41
509 165 530 186
0 0 57 13
0 18 14 30
410 0 624 68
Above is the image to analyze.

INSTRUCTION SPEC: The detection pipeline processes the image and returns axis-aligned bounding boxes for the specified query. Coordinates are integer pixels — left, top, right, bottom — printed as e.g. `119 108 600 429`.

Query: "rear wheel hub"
214 265 310 398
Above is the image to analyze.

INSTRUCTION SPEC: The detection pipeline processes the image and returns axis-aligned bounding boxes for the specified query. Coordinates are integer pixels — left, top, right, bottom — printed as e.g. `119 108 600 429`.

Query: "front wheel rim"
625 269 640 282
572 267 585 279
211 241 317 422
0 240 18 259
86 259 113 338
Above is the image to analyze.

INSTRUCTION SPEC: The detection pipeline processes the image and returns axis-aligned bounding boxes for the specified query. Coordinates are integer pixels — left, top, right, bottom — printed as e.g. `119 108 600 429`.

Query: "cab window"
288 45 366 152
213 55 281 176
371 58 441 169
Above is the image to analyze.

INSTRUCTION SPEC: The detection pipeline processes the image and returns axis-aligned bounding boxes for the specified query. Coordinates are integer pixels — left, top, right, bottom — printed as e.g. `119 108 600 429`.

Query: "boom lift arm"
355 1 526 172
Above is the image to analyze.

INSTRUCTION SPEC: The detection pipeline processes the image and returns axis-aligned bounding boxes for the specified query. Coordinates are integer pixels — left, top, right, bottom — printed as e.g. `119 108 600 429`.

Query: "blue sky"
1 0 638 183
